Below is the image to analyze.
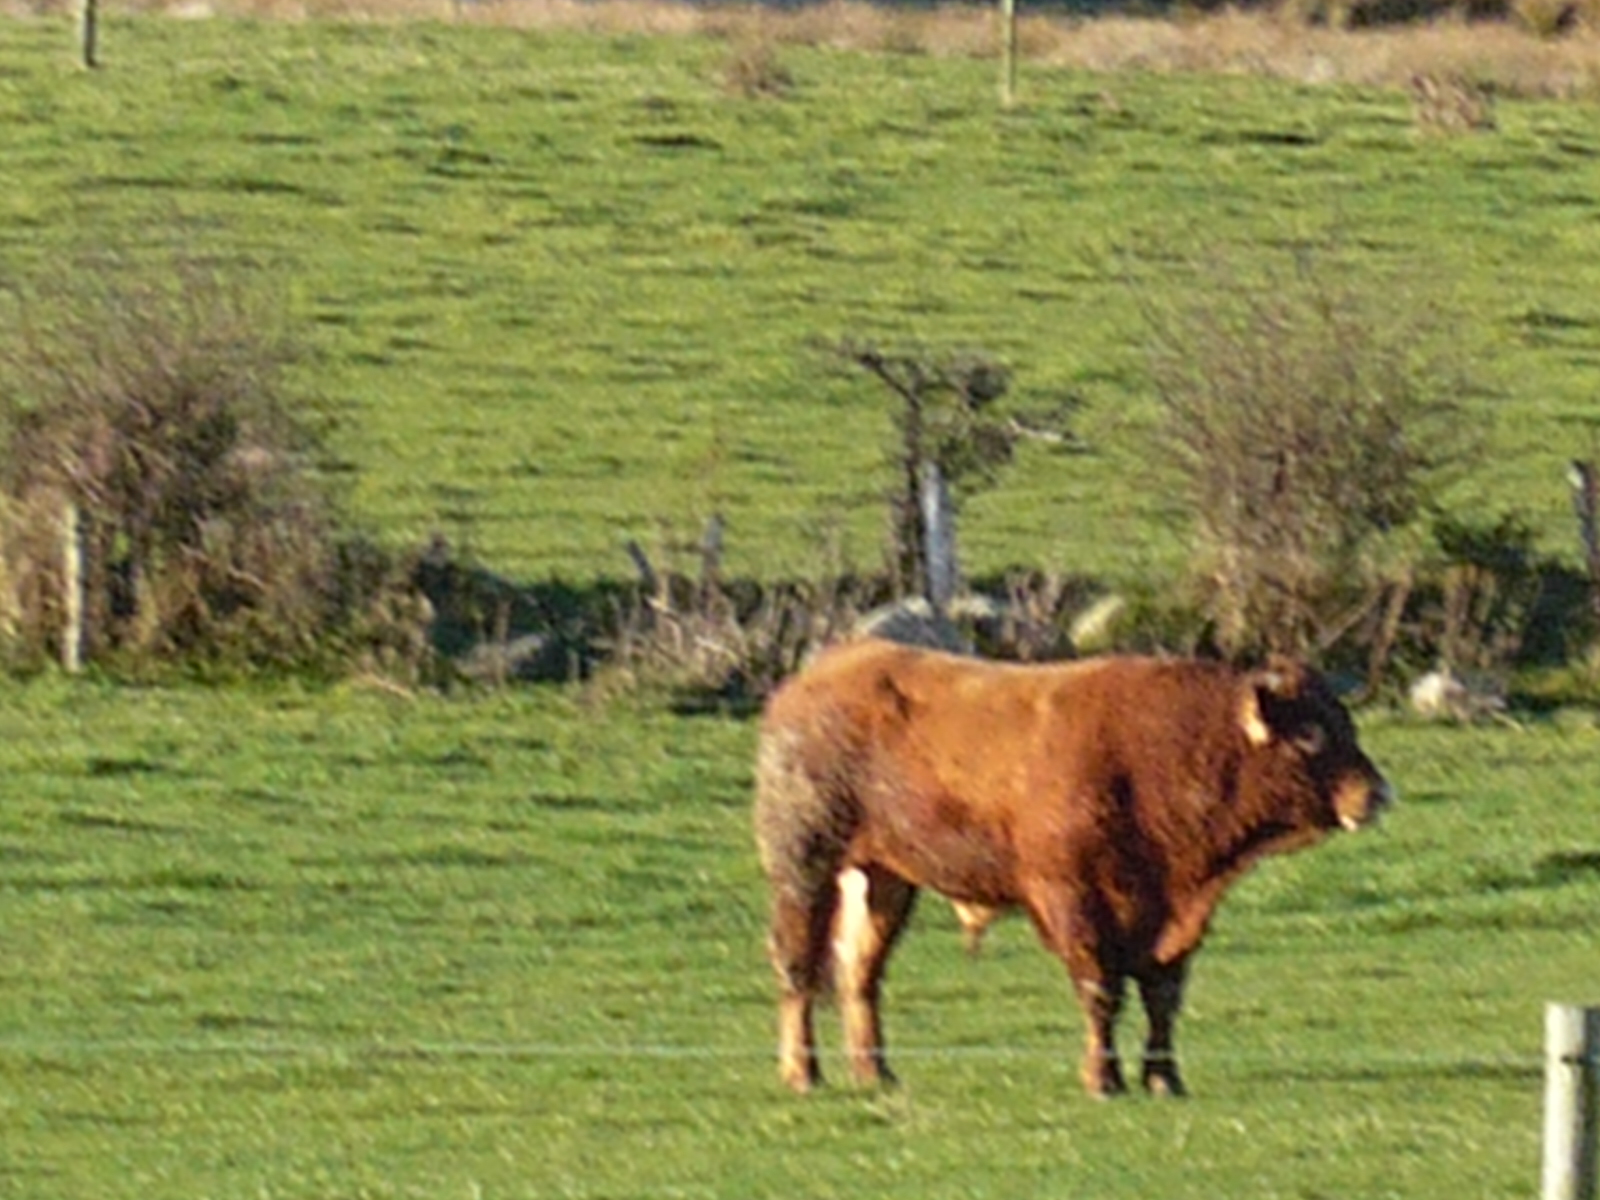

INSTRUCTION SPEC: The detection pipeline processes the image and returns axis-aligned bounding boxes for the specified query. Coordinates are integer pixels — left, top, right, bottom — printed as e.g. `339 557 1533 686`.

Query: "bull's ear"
1239 663 1300 747
1239 682 1274 747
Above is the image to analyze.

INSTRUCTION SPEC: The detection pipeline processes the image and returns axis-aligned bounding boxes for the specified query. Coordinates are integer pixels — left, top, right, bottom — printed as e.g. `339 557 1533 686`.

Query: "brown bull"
753 641 1391 1097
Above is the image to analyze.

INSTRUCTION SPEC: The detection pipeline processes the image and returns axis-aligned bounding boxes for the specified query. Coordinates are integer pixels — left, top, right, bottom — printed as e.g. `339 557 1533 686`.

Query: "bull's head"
1239 659 1393 832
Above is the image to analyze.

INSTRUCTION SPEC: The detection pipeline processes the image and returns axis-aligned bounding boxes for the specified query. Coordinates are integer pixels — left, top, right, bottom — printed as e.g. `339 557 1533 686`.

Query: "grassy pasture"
0 680 1598 1198
2 16 1600 591
1 14 1600 1198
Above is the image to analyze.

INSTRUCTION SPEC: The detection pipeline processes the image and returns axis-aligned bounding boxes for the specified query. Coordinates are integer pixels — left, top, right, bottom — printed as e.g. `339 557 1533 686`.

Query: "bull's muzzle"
1337 774 1395 832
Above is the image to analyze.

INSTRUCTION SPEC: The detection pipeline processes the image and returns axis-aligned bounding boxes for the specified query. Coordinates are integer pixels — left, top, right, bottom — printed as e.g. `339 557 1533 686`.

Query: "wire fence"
0 1035 1548 1073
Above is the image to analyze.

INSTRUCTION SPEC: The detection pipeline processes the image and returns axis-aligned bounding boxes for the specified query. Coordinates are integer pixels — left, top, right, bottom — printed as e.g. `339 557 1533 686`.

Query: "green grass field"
3 13 1600 1198
3 15 1600 589
1 680 1597 1198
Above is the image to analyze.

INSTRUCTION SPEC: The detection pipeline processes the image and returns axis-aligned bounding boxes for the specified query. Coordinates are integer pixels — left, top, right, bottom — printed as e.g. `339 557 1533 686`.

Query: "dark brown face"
1243 662 1393 832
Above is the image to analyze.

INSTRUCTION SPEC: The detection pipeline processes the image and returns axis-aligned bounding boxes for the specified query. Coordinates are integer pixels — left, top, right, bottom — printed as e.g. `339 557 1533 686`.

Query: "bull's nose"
1375 777 1397 811
1369 777 1398 824
1338 774 1395 831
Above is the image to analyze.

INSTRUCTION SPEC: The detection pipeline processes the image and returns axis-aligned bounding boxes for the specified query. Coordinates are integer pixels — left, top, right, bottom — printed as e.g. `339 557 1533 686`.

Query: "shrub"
1142 245 1480 665
1510 0 1587 36
0 251 420 675
1410 71 1498 135
591 520 888 710
1424 511 1542 673
719 33 796 99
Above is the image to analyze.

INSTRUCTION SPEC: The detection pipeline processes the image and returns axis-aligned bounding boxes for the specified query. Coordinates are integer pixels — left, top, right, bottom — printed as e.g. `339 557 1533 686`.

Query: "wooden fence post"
998 0 1017 108
1544 1003 1600 1200
698 512 725 611
1571 461 1600 620
61 499 82 674
79 0 99 69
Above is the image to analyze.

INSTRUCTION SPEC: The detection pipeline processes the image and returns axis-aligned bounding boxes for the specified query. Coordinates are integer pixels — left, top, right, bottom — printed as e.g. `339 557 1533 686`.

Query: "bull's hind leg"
755 728 855 1092
833 865 918 1086
764 889 838 1094
767 884 839 1093
1136 959 1189 1097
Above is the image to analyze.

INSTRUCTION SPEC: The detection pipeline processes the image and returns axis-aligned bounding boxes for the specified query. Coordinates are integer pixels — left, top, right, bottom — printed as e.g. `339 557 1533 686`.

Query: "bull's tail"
753 729 852 904
754 727 856 970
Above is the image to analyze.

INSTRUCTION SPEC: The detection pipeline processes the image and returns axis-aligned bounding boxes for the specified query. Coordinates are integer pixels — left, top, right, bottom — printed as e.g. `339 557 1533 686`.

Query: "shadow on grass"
85 756 170 778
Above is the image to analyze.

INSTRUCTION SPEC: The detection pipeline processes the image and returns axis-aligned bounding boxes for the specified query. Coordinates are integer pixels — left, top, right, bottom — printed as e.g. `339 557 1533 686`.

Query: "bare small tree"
835 341 1079 605
1143 246 1479 665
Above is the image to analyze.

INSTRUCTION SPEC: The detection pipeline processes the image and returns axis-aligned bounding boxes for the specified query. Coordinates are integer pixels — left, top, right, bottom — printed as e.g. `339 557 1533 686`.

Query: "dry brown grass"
1037 8 1600 96
1409 67 1498 129
8 0 1600 98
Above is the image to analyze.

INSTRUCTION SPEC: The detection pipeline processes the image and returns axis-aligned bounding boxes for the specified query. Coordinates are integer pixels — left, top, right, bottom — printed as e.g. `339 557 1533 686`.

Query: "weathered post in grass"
1543 1003 1600 1200
699 512 726 611
920 461 957 614
1570 461 1600 620
61 499 82 674
998 0 1018 108
79 0 99 69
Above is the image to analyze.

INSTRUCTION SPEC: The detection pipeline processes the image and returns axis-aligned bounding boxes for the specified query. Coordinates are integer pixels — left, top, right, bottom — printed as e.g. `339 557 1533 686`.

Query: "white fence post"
1543 1003 1600 1200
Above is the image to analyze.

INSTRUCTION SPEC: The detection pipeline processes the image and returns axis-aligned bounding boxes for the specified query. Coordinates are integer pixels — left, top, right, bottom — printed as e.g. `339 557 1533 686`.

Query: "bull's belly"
847 821 1019 908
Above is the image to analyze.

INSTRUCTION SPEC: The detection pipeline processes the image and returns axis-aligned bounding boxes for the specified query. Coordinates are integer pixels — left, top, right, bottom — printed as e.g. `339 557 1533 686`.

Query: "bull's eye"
1293 724 1327 757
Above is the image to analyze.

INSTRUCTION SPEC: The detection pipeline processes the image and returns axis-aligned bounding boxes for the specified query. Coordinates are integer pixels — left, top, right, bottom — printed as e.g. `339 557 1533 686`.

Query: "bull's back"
764 638 1111 731
756 642 1141 902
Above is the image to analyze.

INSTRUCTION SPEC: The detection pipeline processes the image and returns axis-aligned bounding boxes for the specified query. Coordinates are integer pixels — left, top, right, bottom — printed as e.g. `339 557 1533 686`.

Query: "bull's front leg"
1073 975 1128 1097
1136 959 1189 1097
1026 885 1128 1097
